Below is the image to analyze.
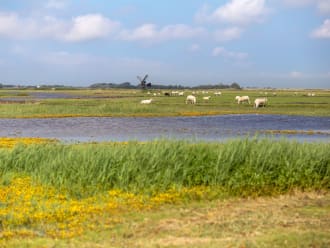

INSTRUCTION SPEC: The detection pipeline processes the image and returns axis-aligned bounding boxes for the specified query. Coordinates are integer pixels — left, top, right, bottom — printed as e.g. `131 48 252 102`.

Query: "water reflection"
0 115 329 142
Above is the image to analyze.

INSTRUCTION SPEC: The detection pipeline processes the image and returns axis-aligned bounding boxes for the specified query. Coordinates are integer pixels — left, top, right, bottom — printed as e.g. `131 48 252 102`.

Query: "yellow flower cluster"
0 177 214 240
0 177 121 239
0 137 57 148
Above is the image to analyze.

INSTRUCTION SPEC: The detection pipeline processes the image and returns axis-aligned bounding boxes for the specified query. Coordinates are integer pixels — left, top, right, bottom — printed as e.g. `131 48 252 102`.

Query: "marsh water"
0 115 329 143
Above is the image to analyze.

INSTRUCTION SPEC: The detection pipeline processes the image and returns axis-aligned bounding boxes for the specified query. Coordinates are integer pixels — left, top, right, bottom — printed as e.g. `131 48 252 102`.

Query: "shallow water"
0 92 79 102
1 114 329 143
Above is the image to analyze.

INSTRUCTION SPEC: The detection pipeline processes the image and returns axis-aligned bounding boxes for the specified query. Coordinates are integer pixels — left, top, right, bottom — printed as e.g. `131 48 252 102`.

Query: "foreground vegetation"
0 88 329 117
0 138 329 246
1 139 329 197
2 190 329 247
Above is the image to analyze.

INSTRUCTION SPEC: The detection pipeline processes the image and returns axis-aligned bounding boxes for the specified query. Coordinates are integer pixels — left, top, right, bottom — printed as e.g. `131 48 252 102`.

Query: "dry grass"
4 191 329 247
126 191 330 248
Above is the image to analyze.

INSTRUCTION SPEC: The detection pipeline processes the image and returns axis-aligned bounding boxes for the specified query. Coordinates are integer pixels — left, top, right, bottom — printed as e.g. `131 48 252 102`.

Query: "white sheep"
140 99 153 104
214 91 222 96
235 96 250 104
186 95 196 104
203 96 211 101
254 98 267 108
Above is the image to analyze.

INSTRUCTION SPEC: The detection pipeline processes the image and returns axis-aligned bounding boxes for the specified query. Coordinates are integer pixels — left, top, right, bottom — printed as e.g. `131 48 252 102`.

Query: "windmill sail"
137 74 151 89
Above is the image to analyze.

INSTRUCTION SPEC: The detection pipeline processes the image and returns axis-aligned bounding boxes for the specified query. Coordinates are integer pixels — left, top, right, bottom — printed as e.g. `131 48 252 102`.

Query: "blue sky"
0 0 329 88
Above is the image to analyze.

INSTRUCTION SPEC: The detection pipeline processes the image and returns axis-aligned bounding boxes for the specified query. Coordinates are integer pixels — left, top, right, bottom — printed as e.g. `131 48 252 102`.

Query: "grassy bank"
1 139 329 197
0 89 329 117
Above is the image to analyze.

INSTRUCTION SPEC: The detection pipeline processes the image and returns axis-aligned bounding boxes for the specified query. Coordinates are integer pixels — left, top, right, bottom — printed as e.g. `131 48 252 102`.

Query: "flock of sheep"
234 95 268 108
140 91 268 108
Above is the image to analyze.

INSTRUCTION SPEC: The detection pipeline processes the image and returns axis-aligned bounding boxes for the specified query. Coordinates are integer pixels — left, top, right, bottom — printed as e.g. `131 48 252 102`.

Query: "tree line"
0 82 241 90
89 82 241 90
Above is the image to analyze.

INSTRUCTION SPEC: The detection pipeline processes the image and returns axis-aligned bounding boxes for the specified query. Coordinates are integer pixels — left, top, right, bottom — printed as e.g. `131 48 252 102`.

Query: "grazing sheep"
203 96 211 101
214 91 222 96
254 98 267 108
186 95 196 104
178 91 185 96
235 96 250 104
140 99 153 104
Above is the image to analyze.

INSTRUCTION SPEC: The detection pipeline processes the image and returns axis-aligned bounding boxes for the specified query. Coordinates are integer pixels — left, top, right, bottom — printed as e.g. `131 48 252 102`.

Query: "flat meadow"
0 88 329 247
0 88 329 117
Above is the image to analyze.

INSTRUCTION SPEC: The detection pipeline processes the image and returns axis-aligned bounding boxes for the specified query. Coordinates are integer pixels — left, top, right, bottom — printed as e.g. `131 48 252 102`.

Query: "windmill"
137 74 151 89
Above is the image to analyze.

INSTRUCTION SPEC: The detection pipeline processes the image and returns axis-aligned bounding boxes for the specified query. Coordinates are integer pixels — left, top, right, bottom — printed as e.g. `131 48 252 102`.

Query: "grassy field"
0 88 329 247
0 139 329 247
0 88 329 117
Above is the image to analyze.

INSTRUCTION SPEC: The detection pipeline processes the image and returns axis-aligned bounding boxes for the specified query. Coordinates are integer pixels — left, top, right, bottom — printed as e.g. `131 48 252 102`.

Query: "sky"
0 0 329 88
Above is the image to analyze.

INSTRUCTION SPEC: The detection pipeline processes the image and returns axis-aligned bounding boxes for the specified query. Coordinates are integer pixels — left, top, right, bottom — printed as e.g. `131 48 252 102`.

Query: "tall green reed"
0 139 329 197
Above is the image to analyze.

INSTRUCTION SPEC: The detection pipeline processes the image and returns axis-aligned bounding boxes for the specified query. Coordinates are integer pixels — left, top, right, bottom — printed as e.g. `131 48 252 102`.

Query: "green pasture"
0 88 329 117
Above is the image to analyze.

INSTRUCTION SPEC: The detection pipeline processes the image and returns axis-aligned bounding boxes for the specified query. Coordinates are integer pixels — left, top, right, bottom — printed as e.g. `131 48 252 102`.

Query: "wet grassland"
0 89 330 247
0 88 329 118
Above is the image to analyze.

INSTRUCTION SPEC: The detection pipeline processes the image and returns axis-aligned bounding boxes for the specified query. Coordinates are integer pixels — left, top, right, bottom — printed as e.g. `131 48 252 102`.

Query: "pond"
1 114 329 143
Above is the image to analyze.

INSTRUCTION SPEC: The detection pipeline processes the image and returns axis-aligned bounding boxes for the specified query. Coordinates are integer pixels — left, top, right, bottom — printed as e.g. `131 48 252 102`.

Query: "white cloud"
212 47 248 60
198 0 268 25
0 11 204 43
119 24 157 41
118 24 205 42
0 12 120 42
0 12 19 38
195 1 268 43
0 12 39 39
311 19 330 38
63 14 120 42
214 27 243 41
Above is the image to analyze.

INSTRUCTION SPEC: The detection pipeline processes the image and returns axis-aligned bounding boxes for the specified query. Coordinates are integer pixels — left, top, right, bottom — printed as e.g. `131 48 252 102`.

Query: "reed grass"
0 139 329 197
